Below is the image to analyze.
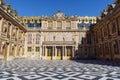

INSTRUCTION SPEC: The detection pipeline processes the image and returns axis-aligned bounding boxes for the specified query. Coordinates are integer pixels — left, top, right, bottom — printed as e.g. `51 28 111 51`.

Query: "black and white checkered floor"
0 59 120 80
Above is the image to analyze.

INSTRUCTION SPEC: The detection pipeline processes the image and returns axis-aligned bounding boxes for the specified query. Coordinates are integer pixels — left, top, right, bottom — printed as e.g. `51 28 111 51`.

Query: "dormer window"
48 21 53 27
57 21 62 28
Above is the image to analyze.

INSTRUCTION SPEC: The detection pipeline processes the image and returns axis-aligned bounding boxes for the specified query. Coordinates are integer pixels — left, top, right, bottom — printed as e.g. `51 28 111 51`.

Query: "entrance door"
57 47 62 60
47 47 52 60
66 47 72 60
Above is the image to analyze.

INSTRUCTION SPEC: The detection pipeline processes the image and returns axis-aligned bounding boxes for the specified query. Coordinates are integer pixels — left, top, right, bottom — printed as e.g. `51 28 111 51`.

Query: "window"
28 34 32 44
118 17 120 32
36 34 40 44
67 48 72 56
77 23 84 29
48 21 53 29
7 23 11 35
65 33 72 41
27 47 32 52
107 24 110 36
48 21 53 27
105 43 108 54
46 33 53 41
112 22 116 33
82 20 84 23
66 21 71 28
87 33 91 44
104 26 107 37
57 21 62 28
57 48 62 56
2 22 7 33
114 41 119 54
47 47 52 56
36 47 40 52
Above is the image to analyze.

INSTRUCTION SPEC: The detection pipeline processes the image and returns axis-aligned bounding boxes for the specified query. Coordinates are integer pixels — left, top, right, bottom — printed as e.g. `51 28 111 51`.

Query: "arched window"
65 33 72 41
55 33 63 41
2 22 7 33
46 33 53 41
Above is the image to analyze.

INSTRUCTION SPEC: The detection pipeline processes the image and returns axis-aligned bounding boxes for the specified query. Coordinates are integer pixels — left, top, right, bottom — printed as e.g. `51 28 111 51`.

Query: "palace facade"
0 0 96 60
0 0 26 60
91 0 120 61
0 0 120 61
22 12 96 60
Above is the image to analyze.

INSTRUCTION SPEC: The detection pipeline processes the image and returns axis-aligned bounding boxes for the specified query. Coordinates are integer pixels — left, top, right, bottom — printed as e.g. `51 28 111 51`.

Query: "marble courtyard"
0 59 120 80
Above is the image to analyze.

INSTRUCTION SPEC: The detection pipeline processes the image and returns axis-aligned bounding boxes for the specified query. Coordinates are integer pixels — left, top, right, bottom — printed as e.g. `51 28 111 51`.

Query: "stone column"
4 43 10 61
22 47 24 57
45 46 47 59
0 17 3 36
39 46 42 60
55 46 57 59
20 47 23 57
72 46 75 58
65 46 67 59
42 46 44 56
62 46 64 59
14 45 17 58
53 46 55 57
52 46 54 59
9 24 12 38
41 46 43 59
17 29 19 40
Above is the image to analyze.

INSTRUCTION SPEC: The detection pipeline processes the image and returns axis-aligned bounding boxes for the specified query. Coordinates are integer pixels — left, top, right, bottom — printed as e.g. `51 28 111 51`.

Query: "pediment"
53 10 66 19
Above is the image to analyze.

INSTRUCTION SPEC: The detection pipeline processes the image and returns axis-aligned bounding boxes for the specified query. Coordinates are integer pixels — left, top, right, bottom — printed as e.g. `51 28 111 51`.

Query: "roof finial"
58 10 61 12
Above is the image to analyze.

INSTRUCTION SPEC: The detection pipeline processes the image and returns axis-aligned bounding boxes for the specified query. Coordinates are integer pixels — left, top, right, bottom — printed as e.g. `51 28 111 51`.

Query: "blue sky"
4 0 114 17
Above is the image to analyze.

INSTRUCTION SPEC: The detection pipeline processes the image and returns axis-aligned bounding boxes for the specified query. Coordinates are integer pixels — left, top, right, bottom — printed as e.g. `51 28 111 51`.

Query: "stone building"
89 0 120 61
22 11 96 60
2 0 120 61
0 0 97 60
0 0 26 61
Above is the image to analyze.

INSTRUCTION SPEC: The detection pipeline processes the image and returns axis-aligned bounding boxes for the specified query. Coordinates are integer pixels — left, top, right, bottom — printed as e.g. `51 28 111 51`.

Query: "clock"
57 13 62 17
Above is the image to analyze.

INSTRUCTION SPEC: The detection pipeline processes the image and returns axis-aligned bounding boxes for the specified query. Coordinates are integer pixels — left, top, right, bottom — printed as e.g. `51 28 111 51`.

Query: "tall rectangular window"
57 21 62 29
2 22 7 33
104 25 107 37
36 34 40 44
107 23 110 37
114 41 119 54
66 21 71 27
118 17 120 33
48 21 53 27
36 47 40 52
27 47 32 52
28 34 32 44
112 22 117 33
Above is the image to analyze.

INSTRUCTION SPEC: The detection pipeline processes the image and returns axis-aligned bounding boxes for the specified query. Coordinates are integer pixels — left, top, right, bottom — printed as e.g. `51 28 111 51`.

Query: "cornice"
0 7 27 32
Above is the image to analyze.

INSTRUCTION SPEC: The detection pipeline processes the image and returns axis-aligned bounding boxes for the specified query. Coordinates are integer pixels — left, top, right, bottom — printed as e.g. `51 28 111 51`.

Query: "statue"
0 0 3 5
115 0 120 5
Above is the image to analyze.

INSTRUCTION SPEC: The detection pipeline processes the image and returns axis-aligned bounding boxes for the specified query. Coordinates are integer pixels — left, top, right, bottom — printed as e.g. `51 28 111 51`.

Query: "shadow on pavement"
72 59 120 67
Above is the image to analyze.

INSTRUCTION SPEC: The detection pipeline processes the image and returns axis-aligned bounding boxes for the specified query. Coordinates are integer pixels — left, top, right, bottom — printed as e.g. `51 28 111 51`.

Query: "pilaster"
14 45 17 57
4 43 10 61
0 18 3 36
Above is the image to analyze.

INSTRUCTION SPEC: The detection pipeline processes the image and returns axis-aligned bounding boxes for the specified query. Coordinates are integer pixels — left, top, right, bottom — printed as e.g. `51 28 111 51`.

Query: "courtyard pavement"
0 59 120 80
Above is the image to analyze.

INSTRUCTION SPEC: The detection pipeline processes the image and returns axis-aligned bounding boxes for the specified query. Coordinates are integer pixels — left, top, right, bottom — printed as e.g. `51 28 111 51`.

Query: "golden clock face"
57 13 62 17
